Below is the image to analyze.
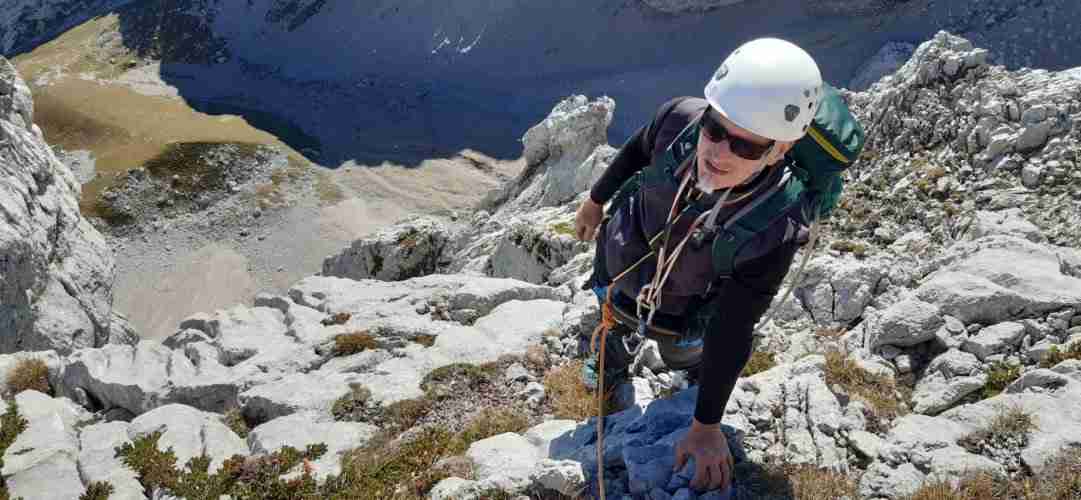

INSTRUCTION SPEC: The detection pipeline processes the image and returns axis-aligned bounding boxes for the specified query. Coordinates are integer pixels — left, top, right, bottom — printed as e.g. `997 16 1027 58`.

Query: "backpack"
788 83 866 219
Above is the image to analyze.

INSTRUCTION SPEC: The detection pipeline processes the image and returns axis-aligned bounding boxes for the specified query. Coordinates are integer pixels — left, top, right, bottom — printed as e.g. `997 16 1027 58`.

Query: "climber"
574 37 858 493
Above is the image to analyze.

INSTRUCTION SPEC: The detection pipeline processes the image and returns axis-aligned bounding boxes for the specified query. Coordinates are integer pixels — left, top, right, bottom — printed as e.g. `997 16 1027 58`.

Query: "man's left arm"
693 239 800 425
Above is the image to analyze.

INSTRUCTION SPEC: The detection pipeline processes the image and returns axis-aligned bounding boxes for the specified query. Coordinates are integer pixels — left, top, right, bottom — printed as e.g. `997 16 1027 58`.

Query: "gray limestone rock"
916 236 1081 325
968 209 1044 242
530 459 586 497
57 341 238 416
866 298 944 349
961 321 1026 361
2 391 91 500
484 95 614 212
467 432 543 492
78 422 147 500
239 372 359 423
248 412 378 478
128 403 248 472
1 58 120 354
322 216 458 282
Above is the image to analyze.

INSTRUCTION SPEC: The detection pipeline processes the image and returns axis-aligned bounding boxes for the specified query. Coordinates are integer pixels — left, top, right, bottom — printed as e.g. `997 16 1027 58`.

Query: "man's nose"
707 138 735 161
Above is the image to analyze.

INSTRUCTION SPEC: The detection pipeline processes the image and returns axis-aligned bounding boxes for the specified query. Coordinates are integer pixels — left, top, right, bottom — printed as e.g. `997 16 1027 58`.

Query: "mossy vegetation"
981 361 1021 399
742 350 777 377
222 408 250 439
830 240 869 258
549 220 576 237
0 401 29 499
6 358 51 395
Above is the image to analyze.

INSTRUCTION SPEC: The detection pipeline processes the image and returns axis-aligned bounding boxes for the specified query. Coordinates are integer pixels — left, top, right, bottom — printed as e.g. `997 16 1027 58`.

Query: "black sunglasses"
700 111 775 161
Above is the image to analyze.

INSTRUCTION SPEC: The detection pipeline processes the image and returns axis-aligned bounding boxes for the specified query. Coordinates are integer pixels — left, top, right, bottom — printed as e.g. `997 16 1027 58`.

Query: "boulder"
78 422 147 500
467 432 542 492
128 404 248 472
916 236 1081 325
57 341 239 416
248 412 378 478
322 216 458 281
2 391 91 500
960 321 1027 360
865 298 944 349
484 95 614 212
968 209 1043 242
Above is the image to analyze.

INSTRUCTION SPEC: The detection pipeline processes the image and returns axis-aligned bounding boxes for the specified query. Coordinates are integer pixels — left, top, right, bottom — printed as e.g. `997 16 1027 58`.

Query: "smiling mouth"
704 161 729 174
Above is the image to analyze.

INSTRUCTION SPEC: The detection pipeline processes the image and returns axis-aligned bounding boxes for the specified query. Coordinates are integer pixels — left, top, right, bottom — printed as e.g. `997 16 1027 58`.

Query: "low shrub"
6 358 50 395
332 331 378 357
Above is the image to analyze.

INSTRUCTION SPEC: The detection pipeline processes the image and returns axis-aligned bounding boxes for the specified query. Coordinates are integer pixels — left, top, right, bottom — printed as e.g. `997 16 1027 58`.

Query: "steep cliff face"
0 0 137 55
0 57 135 353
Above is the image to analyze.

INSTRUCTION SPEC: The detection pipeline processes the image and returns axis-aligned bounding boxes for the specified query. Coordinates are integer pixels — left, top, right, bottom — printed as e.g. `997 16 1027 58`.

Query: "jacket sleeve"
588 97 686 204
693 239 800 425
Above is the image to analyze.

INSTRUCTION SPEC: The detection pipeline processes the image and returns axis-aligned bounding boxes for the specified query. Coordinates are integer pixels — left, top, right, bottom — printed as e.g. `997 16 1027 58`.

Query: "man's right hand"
575 198 604 241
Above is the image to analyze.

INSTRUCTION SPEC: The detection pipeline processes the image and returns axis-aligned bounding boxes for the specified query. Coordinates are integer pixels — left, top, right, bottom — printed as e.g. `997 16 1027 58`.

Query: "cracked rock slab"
2 391 91 500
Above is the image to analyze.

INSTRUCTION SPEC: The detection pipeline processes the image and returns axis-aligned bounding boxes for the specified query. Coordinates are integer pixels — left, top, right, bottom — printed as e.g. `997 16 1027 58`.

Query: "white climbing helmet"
704 37 823 142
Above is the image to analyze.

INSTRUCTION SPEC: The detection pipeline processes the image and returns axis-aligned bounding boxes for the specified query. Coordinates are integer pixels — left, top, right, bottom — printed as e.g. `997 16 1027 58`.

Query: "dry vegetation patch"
1039 341 1081 368
823 349 906 432
6 358 51 395
543 360 614 420
958 404 1036 455
737 462 859 500
332 331 378 357
743 351 777 377
981 361 1021 399
906 447 1081 500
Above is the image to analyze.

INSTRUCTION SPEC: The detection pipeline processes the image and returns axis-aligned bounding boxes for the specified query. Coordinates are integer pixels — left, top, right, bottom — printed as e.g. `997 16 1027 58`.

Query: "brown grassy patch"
824 349 905 432
382 397 434 434
6 358 51 395
1038 340 1081 369
543 360 614 420
524 344 550 372
322 312 352 326
907 472 1001 500
454 407 529 452
813 327 846 341
414 334 437 347
332 331 378 357
742 351 777 377
738 462 858 500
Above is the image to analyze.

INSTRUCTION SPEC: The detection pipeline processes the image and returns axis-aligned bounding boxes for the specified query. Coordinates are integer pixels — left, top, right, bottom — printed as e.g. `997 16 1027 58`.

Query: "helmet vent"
785 104 800 122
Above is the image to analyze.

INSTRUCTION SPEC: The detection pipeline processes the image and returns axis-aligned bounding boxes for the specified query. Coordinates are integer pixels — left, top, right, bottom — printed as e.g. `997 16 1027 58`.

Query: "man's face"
695 110 789 192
